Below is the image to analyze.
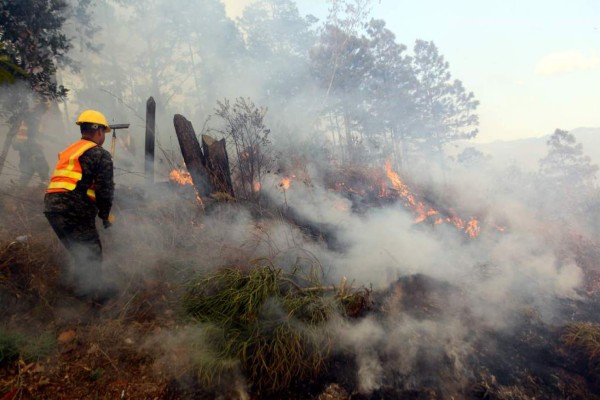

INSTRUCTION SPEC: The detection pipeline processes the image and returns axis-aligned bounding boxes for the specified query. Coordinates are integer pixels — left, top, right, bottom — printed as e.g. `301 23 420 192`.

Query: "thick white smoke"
1 1 594 397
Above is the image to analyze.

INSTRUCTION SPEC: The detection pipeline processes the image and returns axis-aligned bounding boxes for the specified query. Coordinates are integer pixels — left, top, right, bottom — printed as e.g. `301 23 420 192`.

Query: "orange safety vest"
47 139 98 201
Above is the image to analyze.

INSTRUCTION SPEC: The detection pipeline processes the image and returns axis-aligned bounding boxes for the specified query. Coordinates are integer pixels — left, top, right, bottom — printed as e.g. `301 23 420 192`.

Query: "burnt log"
144 96 155 186
201 134 234 198
173 114 212 197
256 191 343 251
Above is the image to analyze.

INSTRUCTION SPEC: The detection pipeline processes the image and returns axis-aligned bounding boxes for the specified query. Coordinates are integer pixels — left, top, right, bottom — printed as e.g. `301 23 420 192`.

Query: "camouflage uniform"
12 112 50 186
44 142 114 294
16 140 49 186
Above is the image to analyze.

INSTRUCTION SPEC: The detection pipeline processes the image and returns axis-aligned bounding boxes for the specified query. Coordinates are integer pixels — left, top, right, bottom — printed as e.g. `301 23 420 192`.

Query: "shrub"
182 258 368 393
0 330 56 366
0 331 20 366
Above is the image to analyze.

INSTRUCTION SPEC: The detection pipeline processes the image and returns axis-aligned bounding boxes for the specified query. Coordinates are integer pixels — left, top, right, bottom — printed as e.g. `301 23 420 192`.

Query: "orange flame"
280 178 291 190
465 217 480 238
447 215 465 230
170 169 204 207
253 181 261 193
170 169 193 185
384 161 413 201
385 161 439 224
334 201 350 212
384 161 482 238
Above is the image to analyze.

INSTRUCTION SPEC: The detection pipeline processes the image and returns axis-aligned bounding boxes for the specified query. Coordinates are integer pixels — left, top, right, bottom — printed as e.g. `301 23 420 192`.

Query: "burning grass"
0 179 600 398
181 258 370 394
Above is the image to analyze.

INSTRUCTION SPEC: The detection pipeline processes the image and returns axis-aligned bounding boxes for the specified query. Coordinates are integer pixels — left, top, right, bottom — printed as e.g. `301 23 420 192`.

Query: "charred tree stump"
173 114 212 198
145 97 155 186
201 134 234 198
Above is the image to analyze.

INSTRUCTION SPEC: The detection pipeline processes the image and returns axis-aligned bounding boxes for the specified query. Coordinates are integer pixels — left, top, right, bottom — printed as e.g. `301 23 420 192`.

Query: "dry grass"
0 187 64 316
562 322 600 364
472 372 539 400
0 236 61 301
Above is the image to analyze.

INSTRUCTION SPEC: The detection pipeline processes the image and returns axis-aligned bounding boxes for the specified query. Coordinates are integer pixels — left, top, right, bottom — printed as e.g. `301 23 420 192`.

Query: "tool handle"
110 132 116 158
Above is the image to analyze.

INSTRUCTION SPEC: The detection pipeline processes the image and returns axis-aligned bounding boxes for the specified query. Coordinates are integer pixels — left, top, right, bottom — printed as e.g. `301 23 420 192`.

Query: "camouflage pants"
44 211 103 295
18 147 50 186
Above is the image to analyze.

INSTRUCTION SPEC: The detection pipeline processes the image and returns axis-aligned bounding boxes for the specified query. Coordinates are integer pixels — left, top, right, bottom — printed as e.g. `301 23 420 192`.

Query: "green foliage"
457 147 488 168
537 129 599 218
89 367 105 381
364 19 414 142
238 0 318 103
0 330 55 366
0 45 27 85
181 259 360 393
0 0 73 99
239 0 317 61
411 40 479 154
19 331 56 362
111 0 246 117
326 0 375 36
539 129 598 188
310 4 479 165
0 331 20 366
15 0 479 173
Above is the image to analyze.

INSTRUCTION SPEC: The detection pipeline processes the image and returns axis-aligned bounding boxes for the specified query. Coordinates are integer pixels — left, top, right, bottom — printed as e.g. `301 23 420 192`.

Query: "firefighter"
12 110 50 186
44 109 116 303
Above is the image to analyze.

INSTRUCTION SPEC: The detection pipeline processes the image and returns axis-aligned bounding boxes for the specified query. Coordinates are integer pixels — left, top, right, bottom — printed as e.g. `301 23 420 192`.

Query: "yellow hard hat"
76 109 111 132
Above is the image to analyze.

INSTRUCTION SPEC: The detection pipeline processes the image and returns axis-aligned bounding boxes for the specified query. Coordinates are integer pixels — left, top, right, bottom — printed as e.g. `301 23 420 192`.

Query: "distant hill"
454 127 600 172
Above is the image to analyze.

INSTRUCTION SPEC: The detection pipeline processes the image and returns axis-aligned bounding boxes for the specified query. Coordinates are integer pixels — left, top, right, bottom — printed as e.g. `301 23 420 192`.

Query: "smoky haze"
1 0 598 397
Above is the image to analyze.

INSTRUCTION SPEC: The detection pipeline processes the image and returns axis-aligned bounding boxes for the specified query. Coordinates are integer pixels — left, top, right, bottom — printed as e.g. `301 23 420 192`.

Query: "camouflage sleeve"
93 147 114 221
80 146 114 220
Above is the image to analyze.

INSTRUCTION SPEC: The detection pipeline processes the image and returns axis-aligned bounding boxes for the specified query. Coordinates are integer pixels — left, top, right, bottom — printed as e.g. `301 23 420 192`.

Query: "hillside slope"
456 127 600 172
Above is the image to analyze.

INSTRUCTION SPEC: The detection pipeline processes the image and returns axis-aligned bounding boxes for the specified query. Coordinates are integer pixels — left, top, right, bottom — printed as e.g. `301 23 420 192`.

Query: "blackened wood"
145 97 156 186
258 193 342 251
173 114 211 197
201 134 235 197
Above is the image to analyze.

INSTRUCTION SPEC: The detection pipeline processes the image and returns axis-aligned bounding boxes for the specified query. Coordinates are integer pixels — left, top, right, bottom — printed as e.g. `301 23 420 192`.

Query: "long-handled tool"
108 123 130 159
106 123 129 228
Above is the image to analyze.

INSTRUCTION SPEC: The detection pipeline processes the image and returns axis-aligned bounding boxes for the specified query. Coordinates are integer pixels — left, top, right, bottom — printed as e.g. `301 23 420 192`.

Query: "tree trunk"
202 134 234 198
145 97 155 186
343 111 353 162
173 114 212 198
0 121 20 178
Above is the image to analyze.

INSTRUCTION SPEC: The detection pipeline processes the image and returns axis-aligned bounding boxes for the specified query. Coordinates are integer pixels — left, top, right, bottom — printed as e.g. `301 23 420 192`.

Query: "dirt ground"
1 184 600 400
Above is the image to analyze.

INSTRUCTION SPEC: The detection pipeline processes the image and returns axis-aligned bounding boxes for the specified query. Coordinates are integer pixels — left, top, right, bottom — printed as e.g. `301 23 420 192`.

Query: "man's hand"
103 219 112 229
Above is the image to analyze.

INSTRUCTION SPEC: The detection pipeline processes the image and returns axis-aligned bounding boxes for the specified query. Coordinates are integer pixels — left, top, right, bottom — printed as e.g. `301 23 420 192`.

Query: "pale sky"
223 0 600 143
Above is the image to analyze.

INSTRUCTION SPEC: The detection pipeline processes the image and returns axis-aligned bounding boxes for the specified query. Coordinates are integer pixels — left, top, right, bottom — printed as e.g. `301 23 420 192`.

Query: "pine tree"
539 129 598 190
411 40 479 155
